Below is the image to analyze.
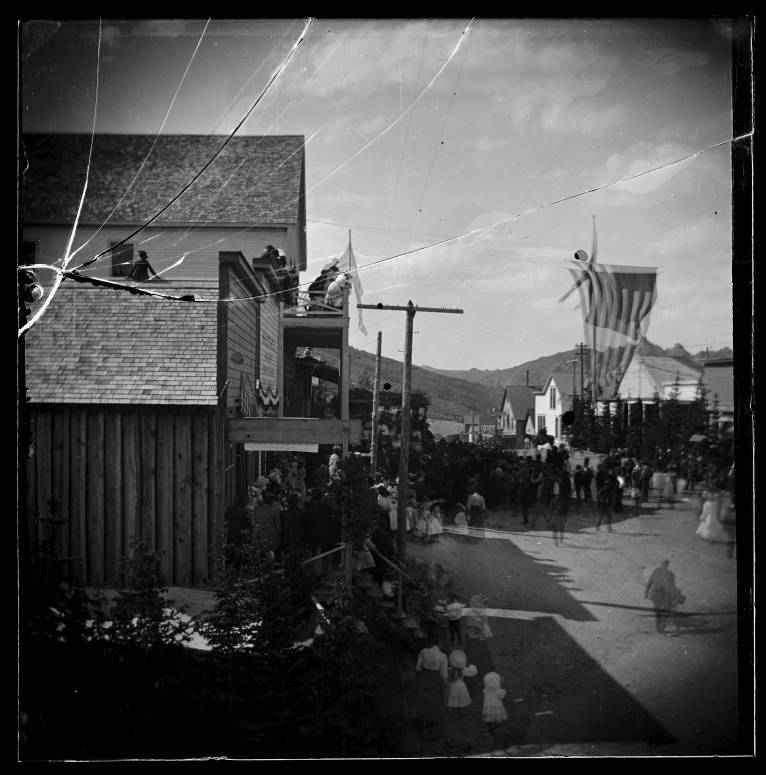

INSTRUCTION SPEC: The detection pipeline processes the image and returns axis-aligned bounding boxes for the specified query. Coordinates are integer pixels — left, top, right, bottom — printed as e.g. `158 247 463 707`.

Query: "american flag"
566 260 659 395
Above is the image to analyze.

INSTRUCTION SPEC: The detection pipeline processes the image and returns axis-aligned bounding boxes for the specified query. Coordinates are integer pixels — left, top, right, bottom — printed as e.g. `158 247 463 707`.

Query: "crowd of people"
223 452 345 574
395 436 737 549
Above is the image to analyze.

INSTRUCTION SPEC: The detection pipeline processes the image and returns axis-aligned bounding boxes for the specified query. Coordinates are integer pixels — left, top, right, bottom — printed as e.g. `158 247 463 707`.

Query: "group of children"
446 651 508 735
415 639 509 737
376 485 445 544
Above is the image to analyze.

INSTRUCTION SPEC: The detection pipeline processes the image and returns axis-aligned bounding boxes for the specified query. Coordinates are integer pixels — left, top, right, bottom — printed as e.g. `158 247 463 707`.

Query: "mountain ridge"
314 339 732 422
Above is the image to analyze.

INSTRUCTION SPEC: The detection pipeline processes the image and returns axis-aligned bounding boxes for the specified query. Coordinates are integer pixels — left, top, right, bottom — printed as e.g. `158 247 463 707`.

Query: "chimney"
526 369 529 387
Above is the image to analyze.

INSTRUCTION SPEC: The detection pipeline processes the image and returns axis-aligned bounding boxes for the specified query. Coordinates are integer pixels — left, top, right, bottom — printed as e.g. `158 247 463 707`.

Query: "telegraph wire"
70 17 314 275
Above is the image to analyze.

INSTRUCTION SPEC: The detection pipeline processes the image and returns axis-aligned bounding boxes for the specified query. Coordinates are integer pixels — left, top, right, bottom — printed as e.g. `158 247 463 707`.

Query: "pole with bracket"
358 301 463 558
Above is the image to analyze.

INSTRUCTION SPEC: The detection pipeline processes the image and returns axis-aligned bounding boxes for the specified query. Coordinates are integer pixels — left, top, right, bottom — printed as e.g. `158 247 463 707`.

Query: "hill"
312 340 733 422
314 347 503 421
421 339 733 391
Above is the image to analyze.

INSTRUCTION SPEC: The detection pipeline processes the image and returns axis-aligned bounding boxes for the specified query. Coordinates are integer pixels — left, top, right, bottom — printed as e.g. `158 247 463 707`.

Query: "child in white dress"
453 503 469 541
425 501 444 543
482 671 508 735
413 505 429 544
445 650 477 712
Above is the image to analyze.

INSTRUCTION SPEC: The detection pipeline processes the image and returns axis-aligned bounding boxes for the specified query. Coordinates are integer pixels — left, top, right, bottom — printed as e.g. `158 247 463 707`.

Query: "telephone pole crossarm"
357 304 463 314
360 300 463 558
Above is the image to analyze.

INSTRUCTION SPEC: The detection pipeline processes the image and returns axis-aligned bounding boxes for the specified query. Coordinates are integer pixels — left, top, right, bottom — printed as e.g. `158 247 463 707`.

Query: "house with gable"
21 134 361 587
498 385 536 449
615 353 704 404
533 370 582 444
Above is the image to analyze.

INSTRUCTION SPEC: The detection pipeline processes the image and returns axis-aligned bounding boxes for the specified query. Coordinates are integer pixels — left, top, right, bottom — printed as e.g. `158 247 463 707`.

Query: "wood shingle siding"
27 406 223 587
25 281 219 405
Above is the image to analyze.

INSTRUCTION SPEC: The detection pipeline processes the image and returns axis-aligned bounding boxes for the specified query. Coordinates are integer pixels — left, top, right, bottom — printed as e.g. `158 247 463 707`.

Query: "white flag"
338 231 367 335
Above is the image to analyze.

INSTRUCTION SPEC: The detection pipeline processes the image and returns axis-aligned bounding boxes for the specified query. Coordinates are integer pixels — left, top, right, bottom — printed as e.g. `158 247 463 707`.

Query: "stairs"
308 565 423 649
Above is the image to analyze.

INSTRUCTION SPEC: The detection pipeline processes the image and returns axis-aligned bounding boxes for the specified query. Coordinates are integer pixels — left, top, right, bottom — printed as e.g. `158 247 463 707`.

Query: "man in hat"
644 559 681 634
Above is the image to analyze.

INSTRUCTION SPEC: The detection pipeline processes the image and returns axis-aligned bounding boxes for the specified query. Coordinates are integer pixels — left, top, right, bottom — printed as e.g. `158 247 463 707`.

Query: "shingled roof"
639 355 703 386
25 281 220 405
22 133 305 226
501 385 536 419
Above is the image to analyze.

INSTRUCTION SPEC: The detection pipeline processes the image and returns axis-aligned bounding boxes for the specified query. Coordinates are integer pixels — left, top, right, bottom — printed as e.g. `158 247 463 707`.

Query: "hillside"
311 340 732 422
314 347 503 421
421 339 733 390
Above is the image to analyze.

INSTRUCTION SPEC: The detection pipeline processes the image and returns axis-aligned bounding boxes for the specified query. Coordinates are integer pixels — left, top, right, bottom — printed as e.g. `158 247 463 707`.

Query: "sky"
20 18 740 370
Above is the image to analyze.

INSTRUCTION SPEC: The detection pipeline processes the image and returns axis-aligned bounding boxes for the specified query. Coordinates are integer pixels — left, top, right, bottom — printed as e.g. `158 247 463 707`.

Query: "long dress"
482 673 508 723
445 665 478 708
696 491 727 542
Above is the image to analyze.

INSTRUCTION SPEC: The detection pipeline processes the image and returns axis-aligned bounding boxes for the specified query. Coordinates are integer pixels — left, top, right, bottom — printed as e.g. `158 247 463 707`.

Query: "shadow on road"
402 615 675 757
414 535 597 622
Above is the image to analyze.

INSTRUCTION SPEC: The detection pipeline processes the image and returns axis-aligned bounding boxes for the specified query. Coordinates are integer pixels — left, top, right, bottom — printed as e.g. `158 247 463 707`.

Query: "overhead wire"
304 18 475 197
34 129 746 309
19 19 102 338
67 18 212 265
70 17 314 275
74 33 340 273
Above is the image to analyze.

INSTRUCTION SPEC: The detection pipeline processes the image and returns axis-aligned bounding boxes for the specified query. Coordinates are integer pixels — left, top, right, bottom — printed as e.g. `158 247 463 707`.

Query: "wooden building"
22 133 361 587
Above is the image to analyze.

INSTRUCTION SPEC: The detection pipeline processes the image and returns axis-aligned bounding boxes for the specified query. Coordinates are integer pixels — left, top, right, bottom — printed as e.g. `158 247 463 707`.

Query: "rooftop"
25 280 220 405
22 133 305 226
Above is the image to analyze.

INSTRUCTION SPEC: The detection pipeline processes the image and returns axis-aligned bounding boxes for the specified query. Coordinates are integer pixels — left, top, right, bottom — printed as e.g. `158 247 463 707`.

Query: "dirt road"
403 490 745 757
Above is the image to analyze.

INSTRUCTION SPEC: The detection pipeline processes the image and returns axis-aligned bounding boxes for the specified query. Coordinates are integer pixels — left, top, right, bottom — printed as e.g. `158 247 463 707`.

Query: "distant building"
461 410 499 444
498 385 536 449
615 354 704 402
534 371 580 444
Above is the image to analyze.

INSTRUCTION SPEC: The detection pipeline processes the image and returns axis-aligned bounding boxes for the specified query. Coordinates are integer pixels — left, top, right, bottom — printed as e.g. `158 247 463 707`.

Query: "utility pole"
358 301 463 557
577 342 585 400
370 331 382 475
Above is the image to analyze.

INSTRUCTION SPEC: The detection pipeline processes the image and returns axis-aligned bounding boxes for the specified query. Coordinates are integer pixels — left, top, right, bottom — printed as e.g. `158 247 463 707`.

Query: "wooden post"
341 286 350 456
396 302 415 557
357 301 463 560
371 331 382 475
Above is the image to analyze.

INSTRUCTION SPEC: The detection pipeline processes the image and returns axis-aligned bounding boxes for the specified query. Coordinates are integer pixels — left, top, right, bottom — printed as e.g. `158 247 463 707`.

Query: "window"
550 387 557 409
537 415 545 431
110 241 134 277
555 417 560 438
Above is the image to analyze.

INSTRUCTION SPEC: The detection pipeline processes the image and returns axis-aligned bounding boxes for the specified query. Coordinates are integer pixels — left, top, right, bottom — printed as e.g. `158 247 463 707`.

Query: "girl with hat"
445 649 477 712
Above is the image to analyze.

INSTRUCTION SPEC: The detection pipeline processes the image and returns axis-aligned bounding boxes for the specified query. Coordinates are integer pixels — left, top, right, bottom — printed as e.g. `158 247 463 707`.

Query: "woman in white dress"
696 484 727 543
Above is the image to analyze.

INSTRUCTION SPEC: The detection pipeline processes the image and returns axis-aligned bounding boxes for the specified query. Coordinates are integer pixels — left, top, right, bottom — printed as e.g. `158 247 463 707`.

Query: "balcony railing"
283 291 345 317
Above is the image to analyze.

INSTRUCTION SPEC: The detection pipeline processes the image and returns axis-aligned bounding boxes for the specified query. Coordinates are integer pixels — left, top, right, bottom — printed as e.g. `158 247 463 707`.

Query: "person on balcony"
324 272 350 308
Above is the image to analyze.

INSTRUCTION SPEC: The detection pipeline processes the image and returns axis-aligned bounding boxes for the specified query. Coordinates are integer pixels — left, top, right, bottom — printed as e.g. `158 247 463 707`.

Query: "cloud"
594 141 702 197
298 20 467 103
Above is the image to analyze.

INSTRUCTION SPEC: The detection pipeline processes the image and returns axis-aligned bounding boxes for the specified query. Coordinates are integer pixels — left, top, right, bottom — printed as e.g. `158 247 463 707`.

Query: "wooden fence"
25 405 225 587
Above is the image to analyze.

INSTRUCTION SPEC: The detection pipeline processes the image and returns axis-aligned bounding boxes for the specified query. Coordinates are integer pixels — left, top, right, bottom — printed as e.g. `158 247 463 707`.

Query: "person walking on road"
595 467 614 531
466 488 487 540
645 559 683 634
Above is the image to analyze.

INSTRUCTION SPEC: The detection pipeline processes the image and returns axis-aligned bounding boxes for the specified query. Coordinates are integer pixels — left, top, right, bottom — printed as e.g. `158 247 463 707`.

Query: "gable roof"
638 355 703 388
22 133 305 226
501 385 536 419
25 280 220 405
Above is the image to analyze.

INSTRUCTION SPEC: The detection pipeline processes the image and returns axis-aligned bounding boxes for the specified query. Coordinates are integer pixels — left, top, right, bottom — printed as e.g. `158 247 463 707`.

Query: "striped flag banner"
566 260 659 394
